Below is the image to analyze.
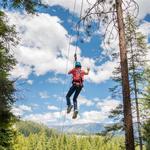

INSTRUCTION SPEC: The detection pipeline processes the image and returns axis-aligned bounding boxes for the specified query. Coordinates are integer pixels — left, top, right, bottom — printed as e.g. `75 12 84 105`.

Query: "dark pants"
66 84 82 110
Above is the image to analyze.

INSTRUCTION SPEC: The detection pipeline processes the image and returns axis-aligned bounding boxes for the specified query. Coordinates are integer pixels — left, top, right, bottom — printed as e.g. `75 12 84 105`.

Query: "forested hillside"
14 121 125 150
16 121 57 137
14 121 144 150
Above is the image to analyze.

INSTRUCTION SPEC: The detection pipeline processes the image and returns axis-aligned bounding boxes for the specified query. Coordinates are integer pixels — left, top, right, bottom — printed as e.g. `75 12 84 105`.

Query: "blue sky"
6 0 150 126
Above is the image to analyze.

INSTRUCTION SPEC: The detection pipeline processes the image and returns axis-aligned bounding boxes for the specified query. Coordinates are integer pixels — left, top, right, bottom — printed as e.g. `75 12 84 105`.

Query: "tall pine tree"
0 11 18 149
142 68 150 150
103 15 148 150
0 1 44 149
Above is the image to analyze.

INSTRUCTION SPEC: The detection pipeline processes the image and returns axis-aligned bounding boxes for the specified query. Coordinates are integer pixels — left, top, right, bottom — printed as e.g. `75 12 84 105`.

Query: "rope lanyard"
74 0 84 56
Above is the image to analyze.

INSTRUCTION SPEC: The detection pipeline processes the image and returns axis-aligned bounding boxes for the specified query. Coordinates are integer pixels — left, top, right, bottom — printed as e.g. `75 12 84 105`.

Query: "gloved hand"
87 67 90 71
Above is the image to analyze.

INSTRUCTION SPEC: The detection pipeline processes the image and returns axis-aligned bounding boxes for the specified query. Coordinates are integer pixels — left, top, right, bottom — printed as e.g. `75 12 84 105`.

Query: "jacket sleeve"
68 68 74 74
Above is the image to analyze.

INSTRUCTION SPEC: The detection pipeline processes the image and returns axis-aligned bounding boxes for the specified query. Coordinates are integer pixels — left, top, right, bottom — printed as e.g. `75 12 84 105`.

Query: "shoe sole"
72 111 78 119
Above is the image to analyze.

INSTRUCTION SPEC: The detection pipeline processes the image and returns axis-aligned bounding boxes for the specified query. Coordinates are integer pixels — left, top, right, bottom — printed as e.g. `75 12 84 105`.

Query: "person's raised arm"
68 68 75 74
84 67 90 75
68 54 77 74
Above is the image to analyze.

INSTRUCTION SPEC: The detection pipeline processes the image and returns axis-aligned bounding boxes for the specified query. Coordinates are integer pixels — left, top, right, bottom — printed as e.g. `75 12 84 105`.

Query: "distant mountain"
49 123 105 134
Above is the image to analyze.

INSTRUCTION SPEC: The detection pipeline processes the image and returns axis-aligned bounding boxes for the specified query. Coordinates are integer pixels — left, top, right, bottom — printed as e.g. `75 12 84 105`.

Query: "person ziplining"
66 53 90 119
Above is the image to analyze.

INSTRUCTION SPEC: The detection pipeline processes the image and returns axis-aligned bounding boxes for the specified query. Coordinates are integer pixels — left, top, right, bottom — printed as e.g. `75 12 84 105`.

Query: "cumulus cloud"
87 61 117 83
78 96 94 107
96 97 121 114
68 110 107 124
11 64 32 79
23 109 108 125
136 0 150 19
72 97 121 124
47 77 66 84
138 21 150 64
24 112 60 124
42 0 94 15
139 21 150 38
7 12 75 77
47 105 59 110
42 0 150 20
22 96 120 125
6 11 117 84
42 0 149 55
12 105 32 116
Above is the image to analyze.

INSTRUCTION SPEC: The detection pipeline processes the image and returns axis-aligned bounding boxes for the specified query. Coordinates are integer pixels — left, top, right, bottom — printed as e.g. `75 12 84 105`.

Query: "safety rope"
74 0 84 57
59 0 78 133
59 0 84 133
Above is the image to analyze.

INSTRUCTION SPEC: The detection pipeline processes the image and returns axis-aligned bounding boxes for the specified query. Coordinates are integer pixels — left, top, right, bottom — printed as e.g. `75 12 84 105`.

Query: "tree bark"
115 0 135 149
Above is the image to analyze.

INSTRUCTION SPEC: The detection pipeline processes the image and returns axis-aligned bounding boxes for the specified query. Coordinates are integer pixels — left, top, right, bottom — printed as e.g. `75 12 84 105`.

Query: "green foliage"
0 0 43 14
0 11 18 149
142 68 150 150
14 132 125 150
143 120 150 150
12 120 128 150
16 120 58 137
110 15 148 100
103 15 149 150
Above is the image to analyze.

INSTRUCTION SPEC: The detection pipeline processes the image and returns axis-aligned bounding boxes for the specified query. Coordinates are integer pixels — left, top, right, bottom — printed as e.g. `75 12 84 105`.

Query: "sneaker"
72 110 78 119
67 105 73 114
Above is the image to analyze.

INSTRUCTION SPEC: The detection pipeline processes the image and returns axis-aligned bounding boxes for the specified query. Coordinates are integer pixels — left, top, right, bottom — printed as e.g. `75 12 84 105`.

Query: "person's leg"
66 85 76 106
72 86 82 119
73 86 82 111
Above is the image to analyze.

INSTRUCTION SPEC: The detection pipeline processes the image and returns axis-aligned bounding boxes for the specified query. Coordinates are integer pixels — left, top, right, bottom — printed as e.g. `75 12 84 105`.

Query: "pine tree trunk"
115 0 135 149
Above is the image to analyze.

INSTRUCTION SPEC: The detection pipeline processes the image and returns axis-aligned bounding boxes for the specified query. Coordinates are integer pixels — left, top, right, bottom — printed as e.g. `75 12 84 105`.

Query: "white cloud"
21 97 121 125
22 109 94 125
23 110 106 125
12 105 32 116
39 91 50 99
139 21 150 38
18 97 121 126
47 77 66 84
6 11 121 84
42 0 93 15
7 12 77 77
11 64 32 79
24 112 60 124
79 111 106 123
27 80 33 85
78 96 94 107
47 105 59 110
96 97 120 114
42 0 150 20
71 97 121 124
87 61 117 83
138 21 150 64
136 0 150 19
